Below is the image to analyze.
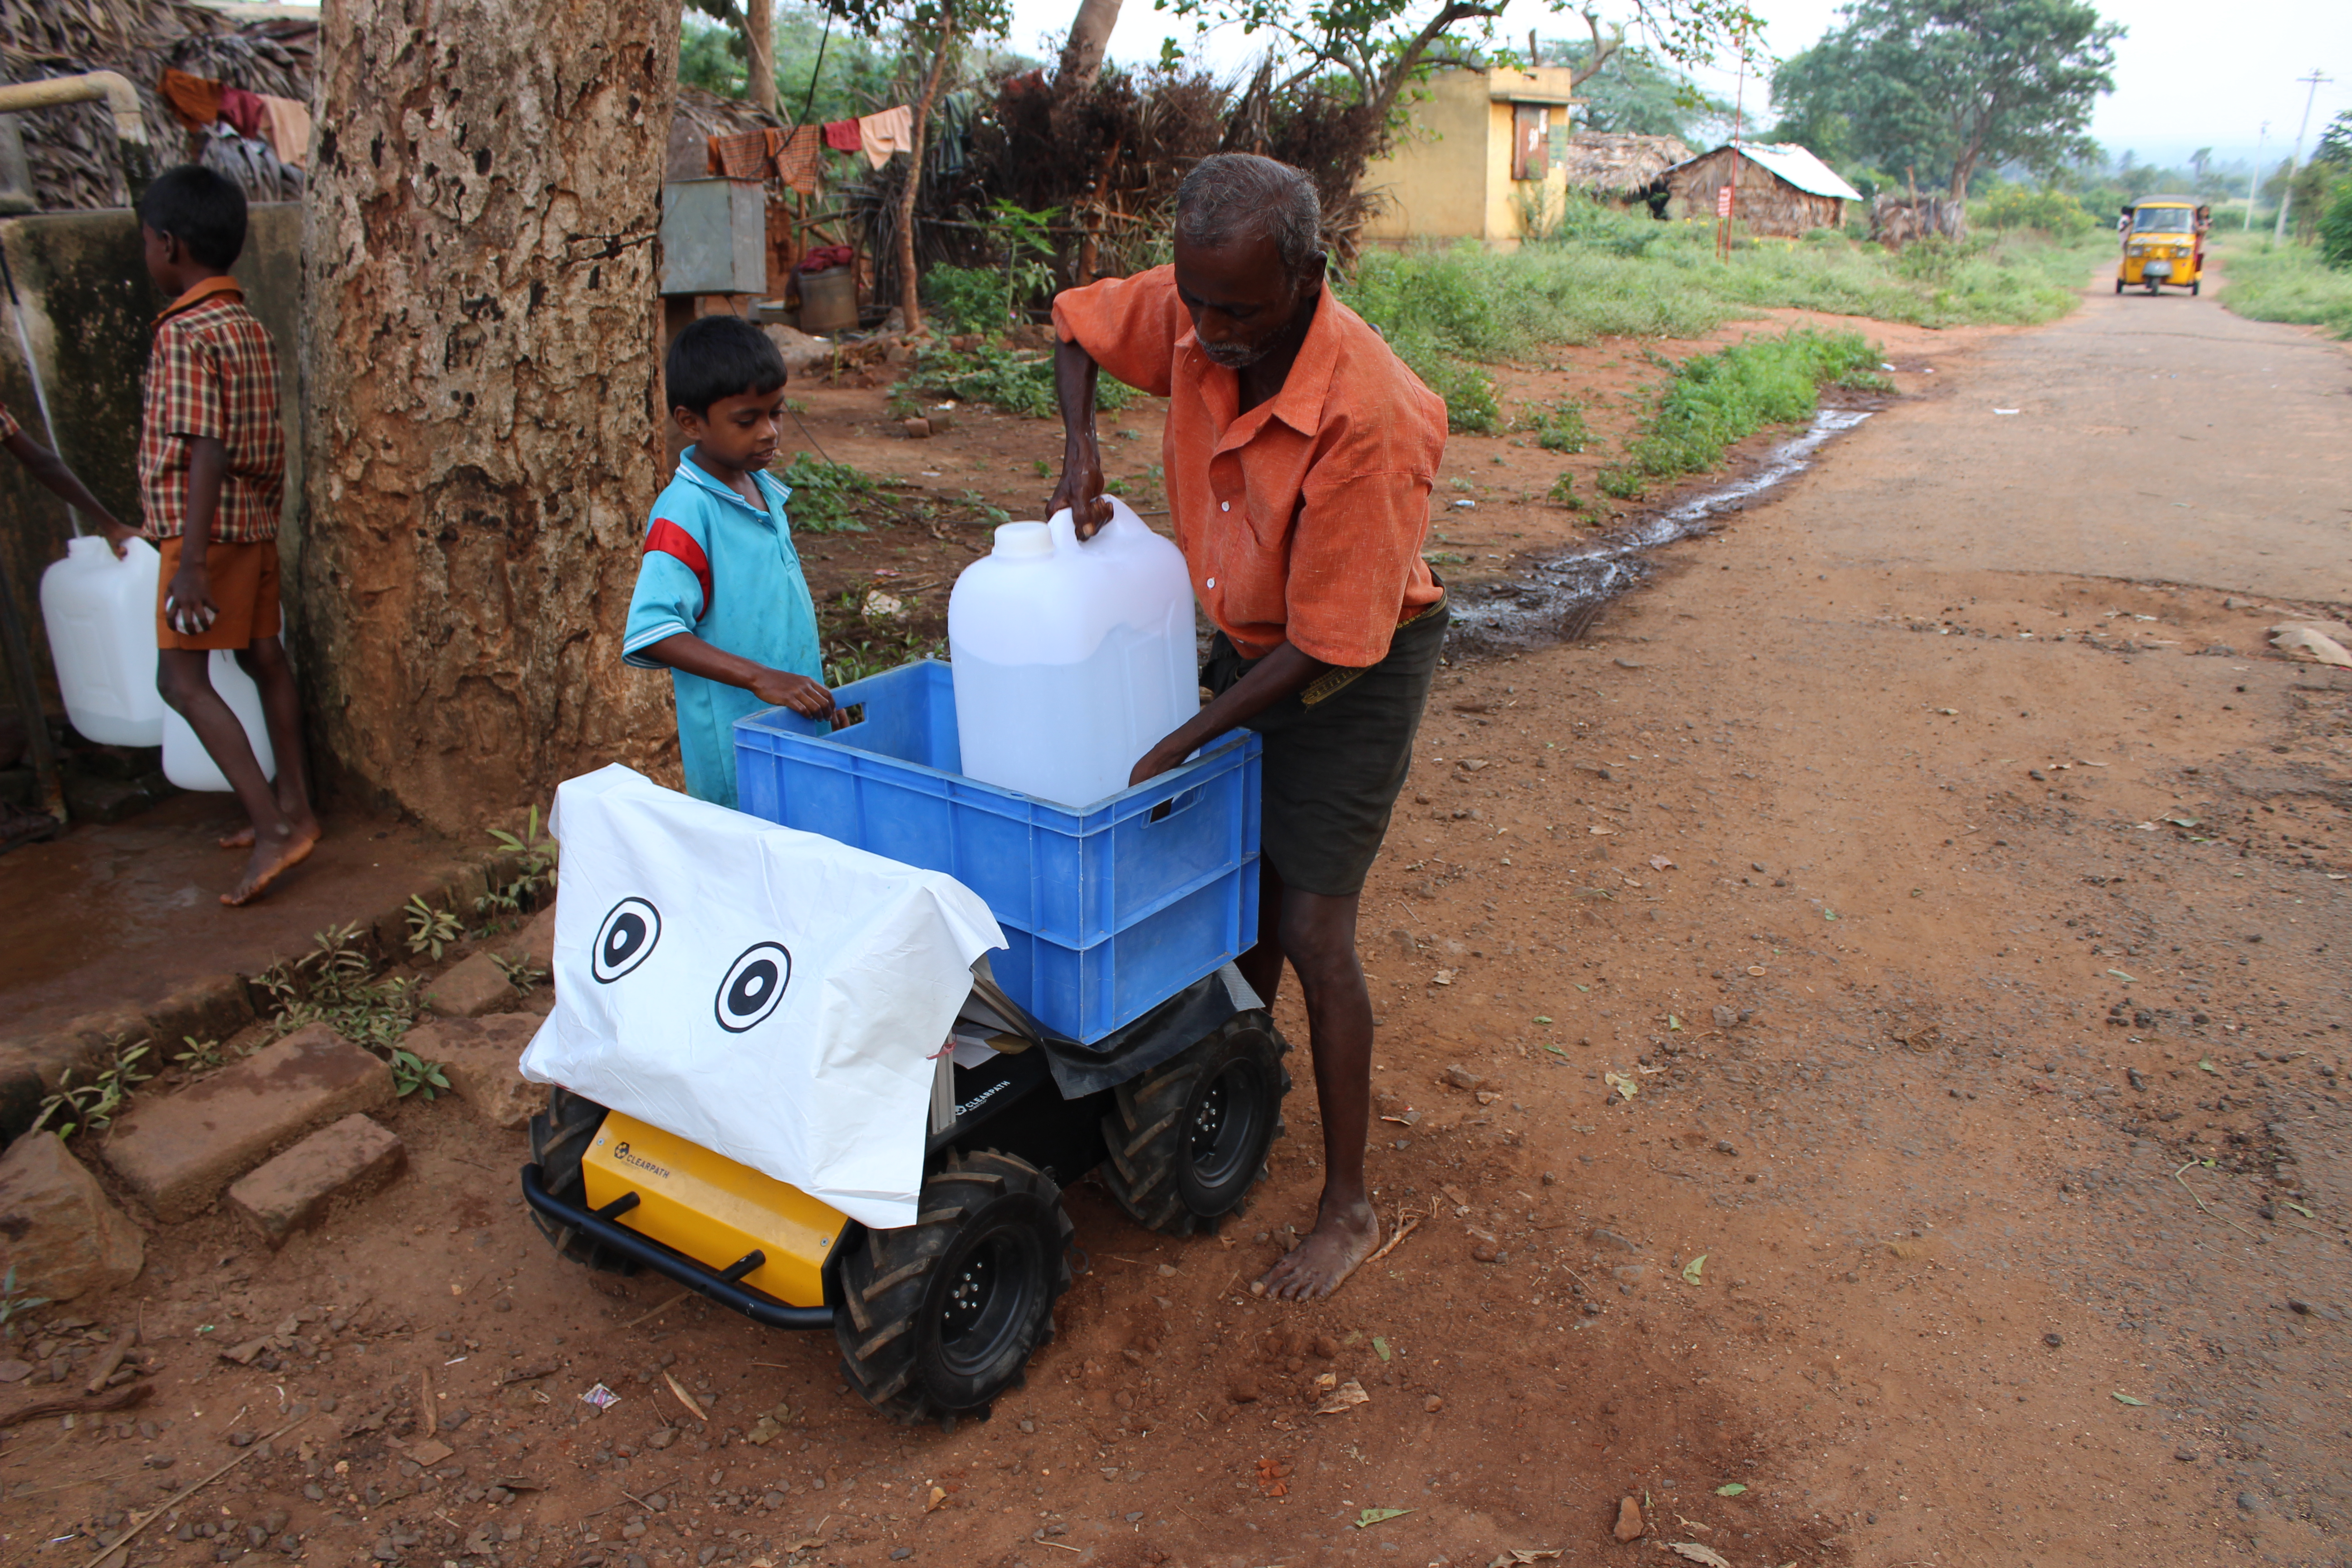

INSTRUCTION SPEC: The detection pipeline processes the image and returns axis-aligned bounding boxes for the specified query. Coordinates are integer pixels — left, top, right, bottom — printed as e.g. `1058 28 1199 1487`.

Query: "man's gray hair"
1174 154 1323 276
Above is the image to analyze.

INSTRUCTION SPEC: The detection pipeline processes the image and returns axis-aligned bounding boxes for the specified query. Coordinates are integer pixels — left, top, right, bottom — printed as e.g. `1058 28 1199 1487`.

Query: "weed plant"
912 341 1133 420
780 456 877 533
1342 213 2099 431
1599 328 1887 500
2211 233 2352 339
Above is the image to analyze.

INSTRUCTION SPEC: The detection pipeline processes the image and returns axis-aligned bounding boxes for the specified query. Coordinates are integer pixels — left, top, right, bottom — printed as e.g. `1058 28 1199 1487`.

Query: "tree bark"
1055 0 1122 96
897 13 957 334
746 0 776 115
299 0 685 832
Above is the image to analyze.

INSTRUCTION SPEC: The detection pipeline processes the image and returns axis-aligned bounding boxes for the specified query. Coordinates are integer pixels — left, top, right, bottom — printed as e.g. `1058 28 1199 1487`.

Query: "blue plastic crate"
735 660 1260 1043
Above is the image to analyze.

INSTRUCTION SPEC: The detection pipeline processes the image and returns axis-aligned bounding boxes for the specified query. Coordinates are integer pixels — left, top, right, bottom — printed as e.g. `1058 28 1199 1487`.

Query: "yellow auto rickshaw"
2117 196 2210 296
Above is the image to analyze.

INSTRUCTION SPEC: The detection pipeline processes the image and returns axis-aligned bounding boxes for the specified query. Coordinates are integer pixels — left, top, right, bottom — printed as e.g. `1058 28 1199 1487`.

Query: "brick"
144 973 256 1051
0 1005 152 1141
490 903 557 974
0 1132 143 1300
407 1015 548 1131
102 1024 393 1222
422 952 516 1019
226 1115 406 1248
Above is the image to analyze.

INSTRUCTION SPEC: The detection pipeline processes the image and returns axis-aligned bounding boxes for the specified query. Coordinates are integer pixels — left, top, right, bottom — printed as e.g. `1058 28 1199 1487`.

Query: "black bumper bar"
519 1164 835 1331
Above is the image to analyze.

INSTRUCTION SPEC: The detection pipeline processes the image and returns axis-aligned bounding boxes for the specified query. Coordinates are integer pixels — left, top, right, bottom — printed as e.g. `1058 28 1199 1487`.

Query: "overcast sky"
999 0 2351 169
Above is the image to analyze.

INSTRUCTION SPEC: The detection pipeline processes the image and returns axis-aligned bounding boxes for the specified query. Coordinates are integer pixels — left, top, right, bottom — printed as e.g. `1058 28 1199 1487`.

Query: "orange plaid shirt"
0 402 20 443
1052 266 1446 668
138 276 286 543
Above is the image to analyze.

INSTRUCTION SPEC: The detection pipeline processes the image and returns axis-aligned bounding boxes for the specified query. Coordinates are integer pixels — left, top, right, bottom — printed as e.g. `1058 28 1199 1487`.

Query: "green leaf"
2106 968 2138 982
2284 1200 2314 1218
1715 1481 1748 1496
1668 1014 1684 1031
2112 1392 2147 1406
1534 1015 1553 1024
1544 1044 1570 1058
1354 1508 1413 1529
1681 1254 1707 1285
1373 1336 1392 1362
1823 909 1838 920
2198 1059 2218 1073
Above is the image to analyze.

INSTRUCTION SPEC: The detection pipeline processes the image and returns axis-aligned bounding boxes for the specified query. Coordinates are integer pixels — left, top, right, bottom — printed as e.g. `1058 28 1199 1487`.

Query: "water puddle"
1446 407 1873 654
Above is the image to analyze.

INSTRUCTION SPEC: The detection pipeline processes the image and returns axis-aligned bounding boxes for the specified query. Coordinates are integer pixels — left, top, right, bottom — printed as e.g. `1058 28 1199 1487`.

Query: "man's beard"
1201 339 1271 369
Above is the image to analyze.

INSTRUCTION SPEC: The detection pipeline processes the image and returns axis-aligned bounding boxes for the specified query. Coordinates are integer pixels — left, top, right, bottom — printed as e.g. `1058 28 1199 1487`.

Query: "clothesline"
157 66 309 170
706 104 913 190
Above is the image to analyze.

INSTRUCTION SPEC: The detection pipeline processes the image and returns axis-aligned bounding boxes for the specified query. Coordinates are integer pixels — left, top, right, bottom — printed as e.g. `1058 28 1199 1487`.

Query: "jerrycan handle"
1047 494 1144 549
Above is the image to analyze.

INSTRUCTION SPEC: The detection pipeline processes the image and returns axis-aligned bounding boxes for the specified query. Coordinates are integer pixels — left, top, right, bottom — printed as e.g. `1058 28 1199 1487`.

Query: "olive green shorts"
1203 597 1449 898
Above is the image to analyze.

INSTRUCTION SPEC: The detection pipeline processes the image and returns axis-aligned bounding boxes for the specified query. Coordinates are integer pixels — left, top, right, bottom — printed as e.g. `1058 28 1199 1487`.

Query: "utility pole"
2274 69 2332 244
2242 121 2267 230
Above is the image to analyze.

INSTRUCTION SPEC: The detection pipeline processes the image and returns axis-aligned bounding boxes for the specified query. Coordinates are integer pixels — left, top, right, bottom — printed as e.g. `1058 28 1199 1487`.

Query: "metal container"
797 266 858 336
659 179 765 297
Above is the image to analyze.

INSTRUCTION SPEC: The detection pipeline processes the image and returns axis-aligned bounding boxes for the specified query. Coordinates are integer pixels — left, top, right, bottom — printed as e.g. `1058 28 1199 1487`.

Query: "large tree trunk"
299 0 684 832
1055 0 1121 96
896 15 956 334
746 0 776 114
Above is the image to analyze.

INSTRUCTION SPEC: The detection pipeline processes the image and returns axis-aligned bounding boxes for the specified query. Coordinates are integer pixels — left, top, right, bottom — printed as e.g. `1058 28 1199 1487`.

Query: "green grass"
911 340 1132 420
1598 328 1889 501
1341 211 2101 431
2211 233 2352 340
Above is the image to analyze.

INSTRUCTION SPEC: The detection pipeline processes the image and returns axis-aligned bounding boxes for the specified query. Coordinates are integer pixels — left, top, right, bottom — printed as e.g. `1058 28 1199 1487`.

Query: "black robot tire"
834 1151 1073 1426
527 1088 640 1276
1100 1011 1290 1236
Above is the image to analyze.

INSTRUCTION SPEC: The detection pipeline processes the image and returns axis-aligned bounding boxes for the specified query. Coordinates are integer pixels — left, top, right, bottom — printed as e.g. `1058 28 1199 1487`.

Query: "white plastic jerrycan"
39 535 167 748
162 651 278 792
947 495 1199 807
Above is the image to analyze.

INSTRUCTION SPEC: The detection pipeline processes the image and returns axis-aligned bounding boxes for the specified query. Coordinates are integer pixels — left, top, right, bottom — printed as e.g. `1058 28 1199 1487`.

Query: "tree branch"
1566 6 1623 93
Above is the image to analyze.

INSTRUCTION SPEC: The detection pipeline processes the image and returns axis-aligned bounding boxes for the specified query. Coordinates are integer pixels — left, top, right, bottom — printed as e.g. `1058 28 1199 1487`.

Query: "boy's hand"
98 518 139 559
752 668 835 719
165 556 218 637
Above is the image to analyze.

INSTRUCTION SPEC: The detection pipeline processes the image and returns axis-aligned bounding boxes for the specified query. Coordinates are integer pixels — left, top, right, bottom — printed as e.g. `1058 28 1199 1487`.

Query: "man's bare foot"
222 819 321 906
218 826 255 849
1256 1198 1380 1301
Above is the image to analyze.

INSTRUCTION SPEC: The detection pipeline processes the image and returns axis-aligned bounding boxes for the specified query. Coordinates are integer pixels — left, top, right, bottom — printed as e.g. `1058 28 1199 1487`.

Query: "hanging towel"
773 125 823 196
158 68 224 133
258 94 311 170
705 128 770 179
219 86 268 140
822 118 862 153
857 105 914 170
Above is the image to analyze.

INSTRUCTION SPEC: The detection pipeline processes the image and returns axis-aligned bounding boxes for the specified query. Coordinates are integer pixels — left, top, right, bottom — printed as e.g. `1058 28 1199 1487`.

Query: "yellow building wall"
1362 69 1581 248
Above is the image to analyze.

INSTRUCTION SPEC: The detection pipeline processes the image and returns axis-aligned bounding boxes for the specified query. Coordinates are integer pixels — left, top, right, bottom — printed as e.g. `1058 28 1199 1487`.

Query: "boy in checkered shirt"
137 164 318 905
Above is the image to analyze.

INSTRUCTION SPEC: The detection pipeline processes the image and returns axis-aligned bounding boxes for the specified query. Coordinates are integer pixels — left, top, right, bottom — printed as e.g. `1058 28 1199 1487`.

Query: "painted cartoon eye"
592 897 662 984
714 941 792 1033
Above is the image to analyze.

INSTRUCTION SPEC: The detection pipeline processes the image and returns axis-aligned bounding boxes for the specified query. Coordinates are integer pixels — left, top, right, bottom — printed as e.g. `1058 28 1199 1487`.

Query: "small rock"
2286 1298 2312 1315
1471 1245 1498 1264
2237 1491 2264 1514
1711 1005 1739 1028
410 1015 550 1131
421 952 517 1019
2175 1449 2198 1462
226 1116 407 1249
1311 1335 1340 1360
1442 1064 1483 1091
1588 1227 1640 1254
1713 1139 1737 1155
1424 1395 1442 1413
2043 1332 2063 1348
902 417 932 440
1613 1495 1644 1541
0 1130 145 1300
891 1550 914 1562
1613 658 1644 671
1227 1374 1260 1403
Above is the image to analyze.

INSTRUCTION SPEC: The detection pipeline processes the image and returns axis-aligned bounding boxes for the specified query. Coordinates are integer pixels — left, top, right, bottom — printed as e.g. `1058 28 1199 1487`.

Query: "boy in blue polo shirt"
624 316 833 807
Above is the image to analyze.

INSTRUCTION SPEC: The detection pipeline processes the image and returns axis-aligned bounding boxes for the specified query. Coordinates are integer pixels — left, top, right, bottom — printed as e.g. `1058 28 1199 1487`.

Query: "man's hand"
1127 736 1191 789
98 518 139 559
751 667 835 719
1050 336 1113 539
164 556 218 637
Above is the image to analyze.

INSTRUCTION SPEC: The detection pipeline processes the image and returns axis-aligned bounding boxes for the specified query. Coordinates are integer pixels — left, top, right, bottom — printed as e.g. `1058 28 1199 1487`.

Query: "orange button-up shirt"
1052 266 1446 668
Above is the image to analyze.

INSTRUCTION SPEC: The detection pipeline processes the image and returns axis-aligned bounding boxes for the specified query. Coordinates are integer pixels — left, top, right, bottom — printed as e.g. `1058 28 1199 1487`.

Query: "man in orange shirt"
1049 154 1448 1300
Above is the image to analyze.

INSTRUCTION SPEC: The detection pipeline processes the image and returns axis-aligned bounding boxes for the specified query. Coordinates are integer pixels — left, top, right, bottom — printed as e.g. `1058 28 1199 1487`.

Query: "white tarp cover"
519 765 1005 1229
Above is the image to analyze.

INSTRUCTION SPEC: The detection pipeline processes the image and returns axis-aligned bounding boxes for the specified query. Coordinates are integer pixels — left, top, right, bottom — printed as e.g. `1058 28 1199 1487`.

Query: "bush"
911 340 1133 420
1975 184 2098 236
2212 231 2352 338
2319 178 2352 270
926 265 1009 335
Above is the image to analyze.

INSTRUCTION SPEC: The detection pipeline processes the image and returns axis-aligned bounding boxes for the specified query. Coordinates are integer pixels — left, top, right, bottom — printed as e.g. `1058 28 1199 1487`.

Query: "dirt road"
6 280 2347 1568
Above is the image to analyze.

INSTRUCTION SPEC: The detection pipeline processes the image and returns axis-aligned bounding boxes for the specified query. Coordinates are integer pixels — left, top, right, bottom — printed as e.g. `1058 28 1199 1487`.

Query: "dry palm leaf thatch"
1554 132 1692 201
0 0 315 211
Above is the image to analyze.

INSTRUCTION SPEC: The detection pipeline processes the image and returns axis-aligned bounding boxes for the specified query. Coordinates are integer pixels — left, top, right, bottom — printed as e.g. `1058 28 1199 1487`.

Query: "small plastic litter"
579 1383 620 1410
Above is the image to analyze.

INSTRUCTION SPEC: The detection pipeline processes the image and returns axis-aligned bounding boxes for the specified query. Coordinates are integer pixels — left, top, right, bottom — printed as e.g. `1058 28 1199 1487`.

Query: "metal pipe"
0 73 150 149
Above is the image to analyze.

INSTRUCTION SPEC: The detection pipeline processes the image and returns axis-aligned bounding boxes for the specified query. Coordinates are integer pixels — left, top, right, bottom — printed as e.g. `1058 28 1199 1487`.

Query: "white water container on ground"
162 651 276 791
948 496 1198 808
39 535 166 747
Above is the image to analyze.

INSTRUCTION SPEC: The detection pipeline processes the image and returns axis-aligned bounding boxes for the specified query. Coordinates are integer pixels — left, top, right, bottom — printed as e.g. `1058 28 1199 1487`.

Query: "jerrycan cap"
992 520 1054 559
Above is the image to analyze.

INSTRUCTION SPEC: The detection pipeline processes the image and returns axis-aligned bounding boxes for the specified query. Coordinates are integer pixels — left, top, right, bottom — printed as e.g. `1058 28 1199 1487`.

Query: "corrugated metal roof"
1666 141 1863 203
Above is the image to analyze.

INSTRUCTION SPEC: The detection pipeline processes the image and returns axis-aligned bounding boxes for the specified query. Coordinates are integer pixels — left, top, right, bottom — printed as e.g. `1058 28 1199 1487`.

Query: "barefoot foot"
222 820 321 906
217 826 255 850
1257 1198 1380 1301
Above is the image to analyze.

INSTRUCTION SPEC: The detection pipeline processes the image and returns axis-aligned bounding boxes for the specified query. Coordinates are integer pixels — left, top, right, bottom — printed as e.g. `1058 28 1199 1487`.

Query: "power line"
2273 69 2332 245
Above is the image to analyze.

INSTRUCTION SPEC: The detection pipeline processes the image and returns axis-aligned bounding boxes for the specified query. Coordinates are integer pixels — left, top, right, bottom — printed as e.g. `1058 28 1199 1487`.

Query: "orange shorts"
155 536 282 651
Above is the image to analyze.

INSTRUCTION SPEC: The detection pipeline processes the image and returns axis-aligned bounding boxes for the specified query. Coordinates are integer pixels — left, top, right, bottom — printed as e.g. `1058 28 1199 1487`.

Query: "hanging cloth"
857 105 914 170
822 119 862 154
772 126 823 196
705 128 770 179
158 68 224 133
258 94 311 170
218 86 268 140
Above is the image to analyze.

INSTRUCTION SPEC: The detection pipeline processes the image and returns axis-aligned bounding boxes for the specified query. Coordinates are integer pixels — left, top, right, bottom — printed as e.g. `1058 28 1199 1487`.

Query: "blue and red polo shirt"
622 451 823 808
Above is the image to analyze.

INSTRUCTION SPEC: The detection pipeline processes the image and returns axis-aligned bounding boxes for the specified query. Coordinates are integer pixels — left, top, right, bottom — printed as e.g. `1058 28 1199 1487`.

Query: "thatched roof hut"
1554 132 1691 206
1 0 315 211
1662 141 1861 238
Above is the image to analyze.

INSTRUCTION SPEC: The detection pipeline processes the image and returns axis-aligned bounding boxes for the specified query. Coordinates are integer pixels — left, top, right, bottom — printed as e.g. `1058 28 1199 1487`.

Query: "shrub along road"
5 279 2347 1568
